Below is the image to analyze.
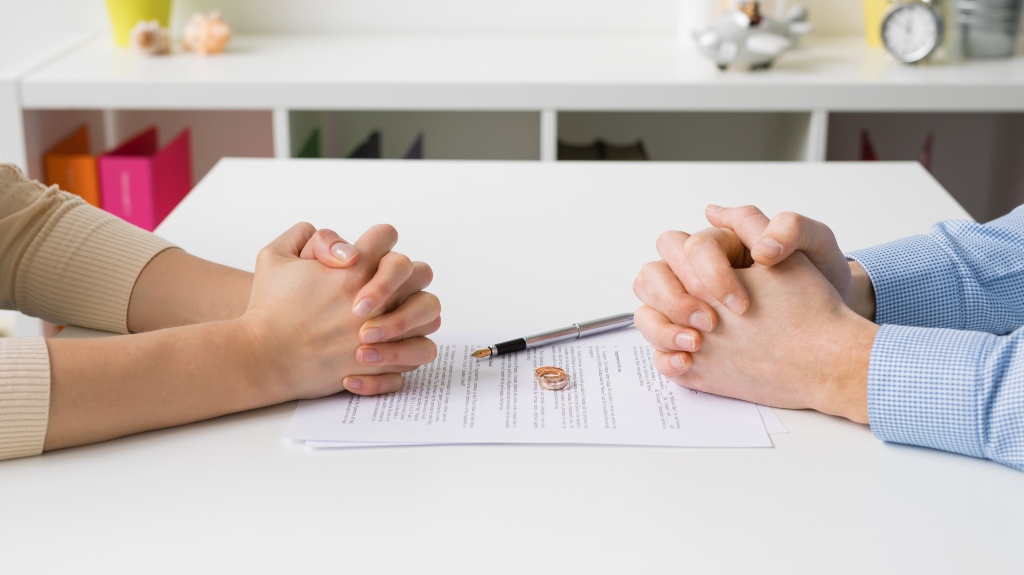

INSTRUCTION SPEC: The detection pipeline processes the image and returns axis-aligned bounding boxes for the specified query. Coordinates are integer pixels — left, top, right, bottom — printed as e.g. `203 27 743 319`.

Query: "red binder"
98 127 192 231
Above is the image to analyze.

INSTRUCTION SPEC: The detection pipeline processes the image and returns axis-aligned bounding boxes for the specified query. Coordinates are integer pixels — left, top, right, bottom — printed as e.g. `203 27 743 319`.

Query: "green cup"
105 0 174 47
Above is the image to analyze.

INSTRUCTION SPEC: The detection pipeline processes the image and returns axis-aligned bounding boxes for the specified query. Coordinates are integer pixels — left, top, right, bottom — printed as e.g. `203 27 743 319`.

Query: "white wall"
0 0 862 40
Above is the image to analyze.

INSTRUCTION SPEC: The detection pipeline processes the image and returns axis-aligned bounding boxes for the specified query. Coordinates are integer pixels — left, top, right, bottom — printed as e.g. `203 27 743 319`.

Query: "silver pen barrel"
524 325 580 348
576 313 635 335
524 313 635 349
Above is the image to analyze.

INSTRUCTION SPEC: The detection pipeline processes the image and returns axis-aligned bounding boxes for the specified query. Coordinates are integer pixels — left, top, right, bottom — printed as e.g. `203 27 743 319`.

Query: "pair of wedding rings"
535 366 568 391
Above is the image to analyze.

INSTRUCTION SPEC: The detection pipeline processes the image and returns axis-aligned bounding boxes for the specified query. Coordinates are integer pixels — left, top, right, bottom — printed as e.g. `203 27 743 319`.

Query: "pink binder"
98 127 192 231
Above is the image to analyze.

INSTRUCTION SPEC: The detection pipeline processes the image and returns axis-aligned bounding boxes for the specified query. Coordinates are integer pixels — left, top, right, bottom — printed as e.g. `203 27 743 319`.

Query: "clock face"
882 3 943 63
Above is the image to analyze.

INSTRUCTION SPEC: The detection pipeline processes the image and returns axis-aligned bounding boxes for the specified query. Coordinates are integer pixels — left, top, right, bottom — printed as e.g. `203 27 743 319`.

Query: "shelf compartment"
827 112 1024 221
22 109 274 184
557 112 815 162
290 110 541 160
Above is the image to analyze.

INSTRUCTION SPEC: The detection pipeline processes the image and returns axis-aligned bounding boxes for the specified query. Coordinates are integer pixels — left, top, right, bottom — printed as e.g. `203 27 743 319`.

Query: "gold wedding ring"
535 366 569 391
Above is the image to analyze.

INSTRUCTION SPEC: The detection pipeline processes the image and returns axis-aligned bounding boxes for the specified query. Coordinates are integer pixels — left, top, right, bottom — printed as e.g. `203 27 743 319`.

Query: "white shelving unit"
9 33 1024 219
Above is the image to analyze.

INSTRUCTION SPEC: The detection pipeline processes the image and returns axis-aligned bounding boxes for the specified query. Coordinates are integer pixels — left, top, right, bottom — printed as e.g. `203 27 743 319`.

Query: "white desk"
2 160 1022 574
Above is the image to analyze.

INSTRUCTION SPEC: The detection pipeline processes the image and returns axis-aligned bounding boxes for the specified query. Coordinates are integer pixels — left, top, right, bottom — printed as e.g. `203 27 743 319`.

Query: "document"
757 404 787 434
286 329 772 448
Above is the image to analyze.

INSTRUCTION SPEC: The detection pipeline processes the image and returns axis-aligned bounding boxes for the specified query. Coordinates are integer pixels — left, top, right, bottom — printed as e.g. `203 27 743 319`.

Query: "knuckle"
377 223 399 241
391 317 410 336
664 296 684 324
634 262 657 293
656 230 688 253
633 310 653 335
636 262 655 281
386 374 405 392
426 293 442 316
774 212 802 237
366 281 389 301
255 247 274 267
417 262 434 285
424 317 442 335
394 254 414 276
655 231 672 252
736 205 763 218
424 341 438 363
683 233 708 257
382 252 414 279
702 269 732 295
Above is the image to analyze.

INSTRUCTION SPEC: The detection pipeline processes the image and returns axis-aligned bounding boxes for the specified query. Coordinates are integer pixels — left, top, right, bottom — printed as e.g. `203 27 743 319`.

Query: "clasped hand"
632 206 878 423
241 222 441 402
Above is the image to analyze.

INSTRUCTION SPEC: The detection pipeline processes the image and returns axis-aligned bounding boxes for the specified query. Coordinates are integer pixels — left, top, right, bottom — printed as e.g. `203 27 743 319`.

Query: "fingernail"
362 327 385 344
724 293 746 314
706 204 722 212
345 377 364 391
688 311 713 332
352 298 373 318
360 348 382 363
670 354 688 370
753 238 783 258
331 242 358 263
674 332 695 352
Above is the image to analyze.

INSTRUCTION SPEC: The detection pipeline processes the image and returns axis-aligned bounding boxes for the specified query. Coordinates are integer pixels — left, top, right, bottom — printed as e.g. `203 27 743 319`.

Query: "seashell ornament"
182 10 232 55
129 20 171 56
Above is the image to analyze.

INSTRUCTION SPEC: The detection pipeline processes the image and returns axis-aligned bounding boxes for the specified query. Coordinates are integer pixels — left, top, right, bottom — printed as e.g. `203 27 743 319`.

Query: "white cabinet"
9 33 1024 220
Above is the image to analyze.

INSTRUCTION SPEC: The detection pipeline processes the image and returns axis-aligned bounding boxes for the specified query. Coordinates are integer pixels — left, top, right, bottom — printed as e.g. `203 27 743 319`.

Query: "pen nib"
471 348 491 359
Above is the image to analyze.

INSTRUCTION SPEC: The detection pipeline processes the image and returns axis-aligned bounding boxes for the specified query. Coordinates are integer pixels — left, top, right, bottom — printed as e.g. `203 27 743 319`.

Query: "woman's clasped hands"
240 222 441 403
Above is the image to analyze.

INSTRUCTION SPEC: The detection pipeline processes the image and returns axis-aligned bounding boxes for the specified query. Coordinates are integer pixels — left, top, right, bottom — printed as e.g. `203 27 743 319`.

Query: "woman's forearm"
127 248 253 333
43 319 275 451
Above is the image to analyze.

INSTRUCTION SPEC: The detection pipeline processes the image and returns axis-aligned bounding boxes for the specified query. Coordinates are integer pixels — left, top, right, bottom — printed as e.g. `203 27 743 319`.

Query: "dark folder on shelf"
558 138 648 161
403 133 424 159
296 128 322 158
348 130 382 159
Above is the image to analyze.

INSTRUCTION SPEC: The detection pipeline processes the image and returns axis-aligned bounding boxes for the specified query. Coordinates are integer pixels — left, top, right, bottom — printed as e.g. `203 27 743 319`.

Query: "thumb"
751 212 842 268
752 212 851 294
705 204 771 255
299 228 360 268
261 222 318 261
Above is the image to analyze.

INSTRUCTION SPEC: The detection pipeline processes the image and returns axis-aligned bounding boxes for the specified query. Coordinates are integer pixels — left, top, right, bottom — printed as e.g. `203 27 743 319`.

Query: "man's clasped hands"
632 205 879 424
308 203 878 426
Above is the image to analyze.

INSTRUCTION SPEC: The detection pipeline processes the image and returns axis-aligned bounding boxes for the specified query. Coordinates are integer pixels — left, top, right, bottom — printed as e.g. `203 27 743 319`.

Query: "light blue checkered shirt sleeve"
848 205 1024 471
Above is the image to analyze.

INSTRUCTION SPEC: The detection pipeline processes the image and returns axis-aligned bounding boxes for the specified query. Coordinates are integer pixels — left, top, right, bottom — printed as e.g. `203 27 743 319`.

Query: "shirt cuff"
15 199 175 334
848 235 963 328
0 337 50 461
868 324 991 461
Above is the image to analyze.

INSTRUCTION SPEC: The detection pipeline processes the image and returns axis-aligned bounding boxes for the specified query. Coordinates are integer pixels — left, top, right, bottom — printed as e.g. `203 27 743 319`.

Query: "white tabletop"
2 160 1022 574
20 34 1024 111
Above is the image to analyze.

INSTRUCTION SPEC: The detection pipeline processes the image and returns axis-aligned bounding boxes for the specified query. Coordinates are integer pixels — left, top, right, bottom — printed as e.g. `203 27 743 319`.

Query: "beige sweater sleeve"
0 163 175 460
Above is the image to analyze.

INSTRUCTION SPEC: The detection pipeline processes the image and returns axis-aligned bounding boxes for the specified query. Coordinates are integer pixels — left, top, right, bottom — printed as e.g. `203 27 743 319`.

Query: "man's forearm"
127 248 253 333
847 261 877 322
43 319 277 451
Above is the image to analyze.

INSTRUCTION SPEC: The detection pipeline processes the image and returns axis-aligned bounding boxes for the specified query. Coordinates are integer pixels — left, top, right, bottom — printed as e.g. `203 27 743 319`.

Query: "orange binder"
44 125 101 207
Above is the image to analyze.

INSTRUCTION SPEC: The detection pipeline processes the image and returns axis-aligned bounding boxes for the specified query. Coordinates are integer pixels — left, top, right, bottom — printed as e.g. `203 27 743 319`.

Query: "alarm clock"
880 1 944 64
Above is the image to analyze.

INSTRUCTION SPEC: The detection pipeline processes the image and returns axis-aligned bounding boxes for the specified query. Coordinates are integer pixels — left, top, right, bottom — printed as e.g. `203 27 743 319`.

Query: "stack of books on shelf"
43 125 192 231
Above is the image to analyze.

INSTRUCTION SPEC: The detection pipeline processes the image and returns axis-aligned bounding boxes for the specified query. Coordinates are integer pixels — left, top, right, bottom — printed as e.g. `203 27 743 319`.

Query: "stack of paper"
285 329 786 449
